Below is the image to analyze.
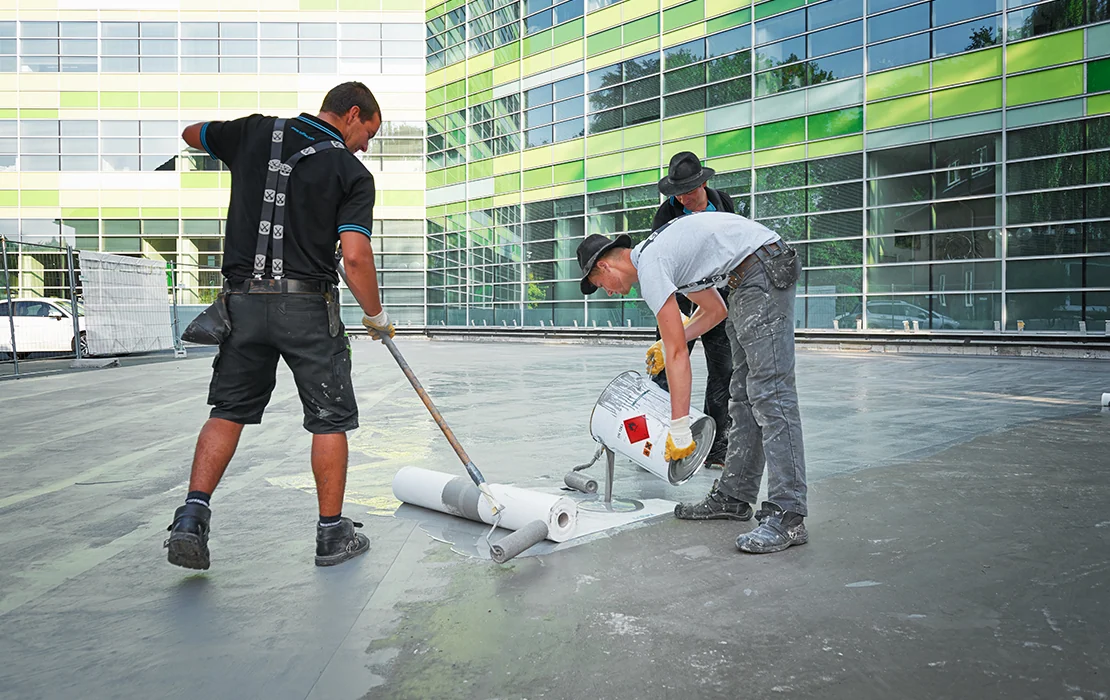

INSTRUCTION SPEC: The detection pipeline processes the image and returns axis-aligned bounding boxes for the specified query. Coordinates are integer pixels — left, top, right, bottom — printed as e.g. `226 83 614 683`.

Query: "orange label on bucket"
643 441 653 457
623 415 650 444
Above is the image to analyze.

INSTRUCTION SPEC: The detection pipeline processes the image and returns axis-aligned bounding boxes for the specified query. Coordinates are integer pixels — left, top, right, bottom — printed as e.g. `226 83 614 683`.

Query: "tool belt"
726 240 790 289
223 278 331 294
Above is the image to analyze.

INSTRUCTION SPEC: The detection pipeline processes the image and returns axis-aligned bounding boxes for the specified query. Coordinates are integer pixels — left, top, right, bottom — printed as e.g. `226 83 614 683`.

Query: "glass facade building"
424 0 1110 333
1 0 427 326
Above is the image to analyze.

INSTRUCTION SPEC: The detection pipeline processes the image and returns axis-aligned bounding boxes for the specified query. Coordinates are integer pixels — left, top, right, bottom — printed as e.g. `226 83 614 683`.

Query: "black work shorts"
207 292 358 434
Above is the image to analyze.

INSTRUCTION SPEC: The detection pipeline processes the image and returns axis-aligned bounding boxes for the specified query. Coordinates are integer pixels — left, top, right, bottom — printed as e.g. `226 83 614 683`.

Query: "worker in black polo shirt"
164 82 394 570
648 151 735 469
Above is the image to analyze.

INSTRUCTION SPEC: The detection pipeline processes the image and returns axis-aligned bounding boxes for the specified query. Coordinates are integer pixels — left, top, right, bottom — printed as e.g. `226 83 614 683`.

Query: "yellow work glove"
665 415 696 461
362 309 395 341
645 340 665 376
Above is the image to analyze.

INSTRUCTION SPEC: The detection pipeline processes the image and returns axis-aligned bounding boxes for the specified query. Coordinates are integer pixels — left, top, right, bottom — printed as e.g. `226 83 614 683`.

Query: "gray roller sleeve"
564 471 599 494
489 520 549 563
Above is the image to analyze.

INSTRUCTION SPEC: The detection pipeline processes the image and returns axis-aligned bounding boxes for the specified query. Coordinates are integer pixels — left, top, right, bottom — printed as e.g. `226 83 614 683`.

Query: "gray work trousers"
718 253 808 516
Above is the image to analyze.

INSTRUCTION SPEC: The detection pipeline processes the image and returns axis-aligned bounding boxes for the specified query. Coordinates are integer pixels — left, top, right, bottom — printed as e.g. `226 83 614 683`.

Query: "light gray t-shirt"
631 211 779 314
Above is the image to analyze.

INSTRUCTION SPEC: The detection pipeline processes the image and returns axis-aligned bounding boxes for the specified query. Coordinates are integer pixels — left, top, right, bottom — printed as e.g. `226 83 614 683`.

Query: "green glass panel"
706 8 750 33
494 172 521 193
624 168 660 186
1089 58 1110 94
755 0 803 20
625 145 659 170
427 3 446 20
866 64 929 102
706 127 752 157
221 92 257 109
553 160 585 183
261 92 298 108
0 190 17 207
587 174 624 192
754 117 805 150
140 92 178 109
181 172 220 189
426 171 446 189
495 41 521 65
101 92 139 109
445 79 466 101
807 107 862 140
808 134 863 158
624 14 660 44
469 159 494 179
932 80 1001 119
588 27 622 56
865 94 930 130
523 166 553 189
442 165 463 185
427 87 446 108
1091 93 1110 115
1006 30 1083 74
469 70 493 94
663 0 705 32
932 48 1002 89
468 89 493 106
552 18 583 46
1006 65 1084 107
524 28 553 56
60 92 98 108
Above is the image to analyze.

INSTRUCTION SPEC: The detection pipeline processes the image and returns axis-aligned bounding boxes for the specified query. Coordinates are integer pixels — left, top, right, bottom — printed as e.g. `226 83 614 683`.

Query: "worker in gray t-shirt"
577 210 810 554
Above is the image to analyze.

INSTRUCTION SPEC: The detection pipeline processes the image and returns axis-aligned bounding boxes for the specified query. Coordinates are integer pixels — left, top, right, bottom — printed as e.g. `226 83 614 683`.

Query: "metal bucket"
589 370 716 485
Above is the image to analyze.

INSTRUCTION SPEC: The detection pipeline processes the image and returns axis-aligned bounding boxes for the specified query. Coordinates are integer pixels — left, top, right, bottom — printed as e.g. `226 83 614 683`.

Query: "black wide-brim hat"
577 233 632 295
658 151 715 197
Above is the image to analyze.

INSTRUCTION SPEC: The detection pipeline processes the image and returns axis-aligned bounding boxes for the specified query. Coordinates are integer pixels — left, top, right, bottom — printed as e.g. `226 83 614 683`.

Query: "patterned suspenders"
252 118 347 279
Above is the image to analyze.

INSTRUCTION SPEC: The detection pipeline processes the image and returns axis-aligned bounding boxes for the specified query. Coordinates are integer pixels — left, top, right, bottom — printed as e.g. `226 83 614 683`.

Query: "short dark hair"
320 82 381 122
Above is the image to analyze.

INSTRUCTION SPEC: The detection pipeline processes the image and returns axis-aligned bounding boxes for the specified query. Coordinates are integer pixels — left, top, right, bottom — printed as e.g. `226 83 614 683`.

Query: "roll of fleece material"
392 467 578 542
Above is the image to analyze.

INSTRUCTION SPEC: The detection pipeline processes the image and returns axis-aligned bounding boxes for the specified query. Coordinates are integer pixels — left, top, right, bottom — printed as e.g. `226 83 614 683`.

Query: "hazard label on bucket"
623 415 650 443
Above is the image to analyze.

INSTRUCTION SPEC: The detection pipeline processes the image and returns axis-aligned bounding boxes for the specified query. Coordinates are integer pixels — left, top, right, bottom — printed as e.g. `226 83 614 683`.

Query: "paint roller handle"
336 258 504 515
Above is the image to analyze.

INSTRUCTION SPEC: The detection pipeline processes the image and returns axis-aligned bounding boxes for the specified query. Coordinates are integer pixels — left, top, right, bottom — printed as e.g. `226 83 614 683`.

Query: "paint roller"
563 445 603 494
338 255 550 561
490 520 549 563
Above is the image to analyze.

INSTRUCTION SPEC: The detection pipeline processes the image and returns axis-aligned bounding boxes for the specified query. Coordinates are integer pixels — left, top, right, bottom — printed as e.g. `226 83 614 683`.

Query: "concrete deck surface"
0 338 1107 700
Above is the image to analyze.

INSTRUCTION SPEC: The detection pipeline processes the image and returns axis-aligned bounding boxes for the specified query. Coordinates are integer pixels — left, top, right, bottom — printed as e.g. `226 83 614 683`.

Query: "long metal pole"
66 245 82 359
2 237 18 377
170 261 181 349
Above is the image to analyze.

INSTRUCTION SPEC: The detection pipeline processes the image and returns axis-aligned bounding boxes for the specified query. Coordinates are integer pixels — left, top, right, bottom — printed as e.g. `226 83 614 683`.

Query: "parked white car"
0 297 87 358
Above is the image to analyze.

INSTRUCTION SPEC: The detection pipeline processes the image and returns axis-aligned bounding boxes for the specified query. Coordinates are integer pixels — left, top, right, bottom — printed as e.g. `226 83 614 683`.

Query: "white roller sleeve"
392 467 578 542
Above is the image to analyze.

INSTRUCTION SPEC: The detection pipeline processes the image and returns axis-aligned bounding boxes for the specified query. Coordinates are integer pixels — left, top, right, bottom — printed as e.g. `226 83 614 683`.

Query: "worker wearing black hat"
649 151 736 469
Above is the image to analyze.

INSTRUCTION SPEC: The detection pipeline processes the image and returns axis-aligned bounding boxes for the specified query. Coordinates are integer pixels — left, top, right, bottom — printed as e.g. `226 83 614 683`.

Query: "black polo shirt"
199 112 375 284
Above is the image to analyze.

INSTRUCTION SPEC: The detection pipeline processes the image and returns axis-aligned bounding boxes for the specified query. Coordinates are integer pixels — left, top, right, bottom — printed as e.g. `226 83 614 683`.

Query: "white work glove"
665 415 696 462
362 309 395 341
645 340 665 376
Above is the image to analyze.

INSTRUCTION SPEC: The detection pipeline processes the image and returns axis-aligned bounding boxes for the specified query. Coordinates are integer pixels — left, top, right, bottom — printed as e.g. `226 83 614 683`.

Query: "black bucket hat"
577 233 632 295
658 151 715 197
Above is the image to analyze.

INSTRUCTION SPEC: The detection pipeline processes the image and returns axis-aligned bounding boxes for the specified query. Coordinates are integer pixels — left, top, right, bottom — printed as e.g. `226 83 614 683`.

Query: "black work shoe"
315 518 370 567
736 501 808 554
674 480 753 521
165 503 212 570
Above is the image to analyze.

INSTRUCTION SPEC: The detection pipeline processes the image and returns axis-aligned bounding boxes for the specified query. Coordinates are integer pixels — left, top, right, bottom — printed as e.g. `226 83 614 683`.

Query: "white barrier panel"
78 251 174 356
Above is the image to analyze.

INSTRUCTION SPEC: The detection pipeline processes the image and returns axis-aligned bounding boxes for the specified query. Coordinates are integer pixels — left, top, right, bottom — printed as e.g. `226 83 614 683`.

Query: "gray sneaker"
674 480 753 521
736 502 808 554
